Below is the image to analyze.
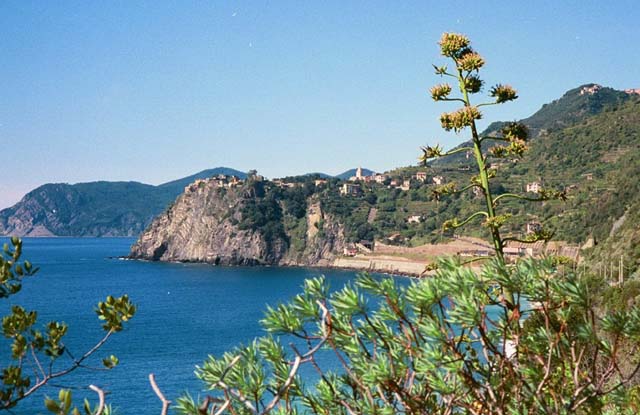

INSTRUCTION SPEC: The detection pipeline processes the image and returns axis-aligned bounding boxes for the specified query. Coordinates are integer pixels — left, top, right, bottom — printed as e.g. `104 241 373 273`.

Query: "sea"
0 237 370 414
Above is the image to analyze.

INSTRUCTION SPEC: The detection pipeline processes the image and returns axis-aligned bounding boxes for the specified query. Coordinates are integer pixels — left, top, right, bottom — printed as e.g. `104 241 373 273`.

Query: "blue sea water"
1 238 366 414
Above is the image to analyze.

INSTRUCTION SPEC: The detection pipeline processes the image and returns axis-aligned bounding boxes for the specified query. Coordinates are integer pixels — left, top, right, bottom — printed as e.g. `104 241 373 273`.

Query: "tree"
0 237 135 413
171 33 640 415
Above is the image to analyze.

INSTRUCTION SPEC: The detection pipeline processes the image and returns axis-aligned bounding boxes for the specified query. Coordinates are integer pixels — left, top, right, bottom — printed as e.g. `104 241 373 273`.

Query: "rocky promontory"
129 177 347 266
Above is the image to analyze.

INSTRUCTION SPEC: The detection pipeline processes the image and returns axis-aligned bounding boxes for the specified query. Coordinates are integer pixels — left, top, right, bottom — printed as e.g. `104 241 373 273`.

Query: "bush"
177 258 640 414
0 238 135 412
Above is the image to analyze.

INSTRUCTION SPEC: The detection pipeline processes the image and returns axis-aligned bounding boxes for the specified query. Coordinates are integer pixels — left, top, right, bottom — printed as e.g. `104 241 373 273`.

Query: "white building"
340 183 362 196
407 215 422 224
526 181 541 193
374 174 388 184
414 171 428 182
349 167 365 182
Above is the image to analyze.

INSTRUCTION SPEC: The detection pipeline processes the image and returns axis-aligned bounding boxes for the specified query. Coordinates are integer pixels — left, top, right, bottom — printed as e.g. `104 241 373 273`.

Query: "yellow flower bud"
458 51 485 72
490 84 518 103
440 106 482 132
430 84 452 101
439 33 471 58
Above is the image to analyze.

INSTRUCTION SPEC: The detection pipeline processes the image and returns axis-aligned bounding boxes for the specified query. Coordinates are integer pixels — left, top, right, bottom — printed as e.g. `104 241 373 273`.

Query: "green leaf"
44 397 60 413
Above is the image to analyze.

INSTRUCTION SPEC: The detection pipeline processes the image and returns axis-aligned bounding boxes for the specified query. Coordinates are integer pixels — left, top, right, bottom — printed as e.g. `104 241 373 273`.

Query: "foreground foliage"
0 237 135 412
177 258 640 414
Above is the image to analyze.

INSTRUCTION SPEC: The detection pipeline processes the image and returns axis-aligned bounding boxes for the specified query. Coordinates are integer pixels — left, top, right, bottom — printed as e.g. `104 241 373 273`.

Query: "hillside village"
183 162 583 268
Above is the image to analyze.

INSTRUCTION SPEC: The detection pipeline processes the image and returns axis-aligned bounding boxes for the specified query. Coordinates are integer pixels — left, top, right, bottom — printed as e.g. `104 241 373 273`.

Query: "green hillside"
0 168 247 236
236 85 640 275
428 86 640 276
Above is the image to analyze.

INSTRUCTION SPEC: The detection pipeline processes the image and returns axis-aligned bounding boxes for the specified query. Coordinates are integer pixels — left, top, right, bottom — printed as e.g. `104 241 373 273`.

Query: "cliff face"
281 201 347 266
130 180 347 266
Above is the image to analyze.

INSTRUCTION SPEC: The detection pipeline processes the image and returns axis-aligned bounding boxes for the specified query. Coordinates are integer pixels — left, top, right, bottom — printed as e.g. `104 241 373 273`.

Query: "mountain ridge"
434 83 635 165
0 168 248 237
0 166 377 237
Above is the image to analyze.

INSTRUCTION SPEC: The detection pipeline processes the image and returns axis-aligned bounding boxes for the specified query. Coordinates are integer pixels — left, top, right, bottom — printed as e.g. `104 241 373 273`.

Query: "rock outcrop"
130 179 347 266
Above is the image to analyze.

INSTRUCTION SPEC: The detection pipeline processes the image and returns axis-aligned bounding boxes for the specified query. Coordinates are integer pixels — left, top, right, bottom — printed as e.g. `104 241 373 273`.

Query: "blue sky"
1 1 639 208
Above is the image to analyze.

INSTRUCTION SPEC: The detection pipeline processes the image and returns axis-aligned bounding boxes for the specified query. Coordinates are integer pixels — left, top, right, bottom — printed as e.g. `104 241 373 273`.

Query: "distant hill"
434 83 633 165
427 84 640 276
158 167 247 194
335 168 376 180
0 168 247 237
301 172 333 179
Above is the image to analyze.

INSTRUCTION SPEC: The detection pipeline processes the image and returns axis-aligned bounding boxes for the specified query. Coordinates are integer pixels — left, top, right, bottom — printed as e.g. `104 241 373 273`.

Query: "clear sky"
1 1 639 208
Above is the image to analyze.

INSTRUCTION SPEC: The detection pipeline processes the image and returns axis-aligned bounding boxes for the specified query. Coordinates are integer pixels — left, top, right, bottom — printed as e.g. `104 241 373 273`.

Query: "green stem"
457 68 514 308
451 211 489 229
493 193 546 204
457 69 504 263
442 146 473 157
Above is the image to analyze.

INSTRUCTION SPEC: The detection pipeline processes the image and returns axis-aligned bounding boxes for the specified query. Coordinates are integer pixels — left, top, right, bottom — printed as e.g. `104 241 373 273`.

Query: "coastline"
327 256 430 278
121 254 434 278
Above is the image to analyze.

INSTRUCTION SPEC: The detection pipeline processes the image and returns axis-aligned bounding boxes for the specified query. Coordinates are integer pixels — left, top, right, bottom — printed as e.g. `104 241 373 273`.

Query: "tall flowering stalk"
421 33 564 274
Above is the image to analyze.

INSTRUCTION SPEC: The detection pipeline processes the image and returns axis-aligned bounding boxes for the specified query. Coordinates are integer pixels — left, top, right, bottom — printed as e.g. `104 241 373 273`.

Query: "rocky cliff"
129 179 347 266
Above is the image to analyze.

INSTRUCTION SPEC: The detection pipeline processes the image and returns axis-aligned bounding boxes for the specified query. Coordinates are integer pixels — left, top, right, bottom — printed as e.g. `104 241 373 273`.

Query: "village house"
273 179 299 189
414 171 428 182
185 178 208 193
400 179 411 191
389 179 399 187
432 176 444 185
580 84 601 95
582 173 593 181
625 88 640 95
526 181 541 193
362 174 377 183
374 174 388 184
185 176 248 193
212 178 227 188
407 215 422 224
227 176 242 187
314 179 328 187
343 244 358 257
340 183 362 196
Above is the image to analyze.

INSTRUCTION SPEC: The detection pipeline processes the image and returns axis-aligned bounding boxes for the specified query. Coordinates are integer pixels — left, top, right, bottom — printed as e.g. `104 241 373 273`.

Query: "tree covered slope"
0 168 247 236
